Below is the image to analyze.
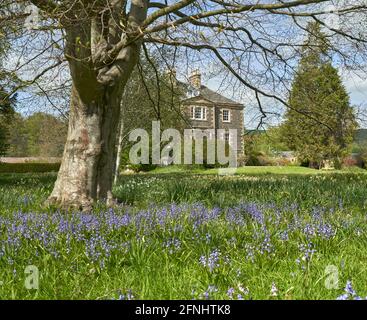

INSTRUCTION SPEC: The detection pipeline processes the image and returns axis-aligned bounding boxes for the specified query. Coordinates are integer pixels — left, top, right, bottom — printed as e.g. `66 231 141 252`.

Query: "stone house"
180 70 244 154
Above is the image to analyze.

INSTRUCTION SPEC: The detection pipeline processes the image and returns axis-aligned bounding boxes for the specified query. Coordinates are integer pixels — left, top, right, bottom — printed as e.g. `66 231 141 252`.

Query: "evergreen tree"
0 20 18 156
0 91 16 156
281 23 357 169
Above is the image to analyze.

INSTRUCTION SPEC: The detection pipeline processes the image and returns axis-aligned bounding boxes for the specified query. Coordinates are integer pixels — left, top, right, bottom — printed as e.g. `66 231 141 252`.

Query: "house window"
224 132 230 142
190 106 207 120
222 109 230 122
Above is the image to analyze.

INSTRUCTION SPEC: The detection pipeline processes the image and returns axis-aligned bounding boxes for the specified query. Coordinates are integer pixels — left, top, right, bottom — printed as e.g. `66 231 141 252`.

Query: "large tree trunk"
44 0 148 211
47 82 125 211
47 48 137 211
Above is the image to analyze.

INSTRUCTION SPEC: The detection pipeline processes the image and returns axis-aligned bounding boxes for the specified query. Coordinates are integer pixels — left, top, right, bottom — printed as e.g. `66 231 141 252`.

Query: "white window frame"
222 109 231 123
190 106 207 121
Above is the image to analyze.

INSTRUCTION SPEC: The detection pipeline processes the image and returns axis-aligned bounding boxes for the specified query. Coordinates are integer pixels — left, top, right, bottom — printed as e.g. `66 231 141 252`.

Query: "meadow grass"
115 170 367 210
149 165 367 175
0 167 366 300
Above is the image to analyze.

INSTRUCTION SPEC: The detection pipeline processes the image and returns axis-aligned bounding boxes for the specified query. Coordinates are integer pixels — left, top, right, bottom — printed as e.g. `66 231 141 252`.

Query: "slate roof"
199 85 242 106
180 82 243 106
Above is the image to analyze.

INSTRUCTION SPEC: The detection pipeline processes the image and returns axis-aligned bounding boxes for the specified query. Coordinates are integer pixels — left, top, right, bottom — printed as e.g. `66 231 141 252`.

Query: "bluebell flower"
227 287 235 299
336 293 349 300
199 249 221 272
345 280 356 296
336 281 366 300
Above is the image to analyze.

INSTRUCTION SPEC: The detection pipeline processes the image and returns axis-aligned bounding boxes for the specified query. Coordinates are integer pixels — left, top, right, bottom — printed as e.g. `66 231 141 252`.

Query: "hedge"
0 162 61 173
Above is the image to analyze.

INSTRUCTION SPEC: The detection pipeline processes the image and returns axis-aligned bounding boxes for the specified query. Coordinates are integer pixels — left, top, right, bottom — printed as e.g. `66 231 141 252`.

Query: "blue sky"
14 69 367 130
9 1 367 130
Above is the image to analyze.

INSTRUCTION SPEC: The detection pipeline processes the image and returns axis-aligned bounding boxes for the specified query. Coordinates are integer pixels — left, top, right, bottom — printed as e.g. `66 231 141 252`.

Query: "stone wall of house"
183 103 244 155
216 106 244 154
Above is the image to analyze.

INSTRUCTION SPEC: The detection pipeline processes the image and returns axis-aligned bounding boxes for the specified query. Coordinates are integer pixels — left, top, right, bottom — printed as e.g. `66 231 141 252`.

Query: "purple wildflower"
336 281 364 300
199 249 221 272
227 287 235 299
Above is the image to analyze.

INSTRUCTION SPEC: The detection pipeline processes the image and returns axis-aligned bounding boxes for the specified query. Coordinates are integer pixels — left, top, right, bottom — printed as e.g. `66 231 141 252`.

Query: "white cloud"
342 71 367 106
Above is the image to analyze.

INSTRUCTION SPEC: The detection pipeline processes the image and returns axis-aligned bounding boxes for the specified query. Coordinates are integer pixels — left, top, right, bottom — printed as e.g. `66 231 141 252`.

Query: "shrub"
0 162 60 173
127 163 157 173
245 154 262 166
237 154 247 167
244 152 274 166
343 156 359 168
257 155 274 166
272 157 294 166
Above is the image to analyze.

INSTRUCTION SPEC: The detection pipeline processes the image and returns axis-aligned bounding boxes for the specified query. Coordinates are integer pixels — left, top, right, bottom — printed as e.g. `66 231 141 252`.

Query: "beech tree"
1 0 366 210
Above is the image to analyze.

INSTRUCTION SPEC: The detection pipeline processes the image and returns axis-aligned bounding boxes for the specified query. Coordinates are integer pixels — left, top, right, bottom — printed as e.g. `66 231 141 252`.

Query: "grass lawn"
0 167 366 299
148 165 367 175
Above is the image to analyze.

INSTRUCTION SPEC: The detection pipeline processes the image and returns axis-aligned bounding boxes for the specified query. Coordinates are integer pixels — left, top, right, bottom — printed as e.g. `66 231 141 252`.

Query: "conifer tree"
281 23 357 169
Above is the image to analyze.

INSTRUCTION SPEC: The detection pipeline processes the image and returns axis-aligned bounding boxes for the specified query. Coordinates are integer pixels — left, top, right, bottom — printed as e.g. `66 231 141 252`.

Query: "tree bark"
44 0 148 211
96 84 123 206
47 79 132 210
47 50 137 211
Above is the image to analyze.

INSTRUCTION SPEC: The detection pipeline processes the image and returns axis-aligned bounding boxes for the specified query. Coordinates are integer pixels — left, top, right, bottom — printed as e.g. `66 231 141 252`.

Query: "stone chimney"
189 69 201 89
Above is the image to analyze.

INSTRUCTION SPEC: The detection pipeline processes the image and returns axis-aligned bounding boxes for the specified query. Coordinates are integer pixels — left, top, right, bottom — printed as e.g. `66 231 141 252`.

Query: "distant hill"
245 128 367 144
